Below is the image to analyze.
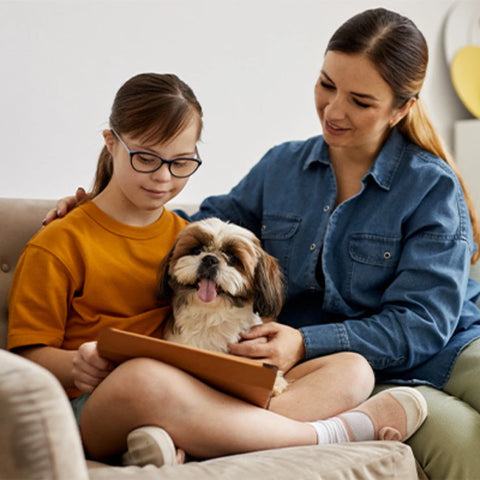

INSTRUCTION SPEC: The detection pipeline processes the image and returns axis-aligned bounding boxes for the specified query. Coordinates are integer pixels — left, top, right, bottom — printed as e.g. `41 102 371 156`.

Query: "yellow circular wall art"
451 45 480 118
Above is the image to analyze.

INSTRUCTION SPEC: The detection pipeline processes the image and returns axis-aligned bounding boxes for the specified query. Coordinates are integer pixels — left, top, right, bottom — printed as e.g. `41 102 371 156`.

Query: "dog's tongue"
198 278 217 303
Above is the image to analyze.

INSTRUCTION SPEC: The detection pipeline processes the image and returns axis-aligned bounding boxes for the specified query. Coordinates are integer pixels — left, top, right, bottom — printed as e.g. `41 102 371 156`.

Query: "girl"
24 72 427 465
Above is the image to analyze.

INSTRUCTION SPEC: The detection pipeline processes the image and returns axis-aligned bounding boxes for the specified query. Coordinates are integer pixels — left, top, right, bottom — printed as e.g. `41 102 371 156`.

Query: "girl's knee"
102 358 188 411
337 352 375 391
80 358 192 457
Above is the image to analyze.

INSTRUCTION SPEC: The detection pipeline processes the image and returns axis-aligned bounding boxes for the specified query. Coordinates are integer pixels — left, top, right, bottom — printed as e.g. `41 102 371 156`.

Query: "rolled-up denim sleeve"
301 322 351 357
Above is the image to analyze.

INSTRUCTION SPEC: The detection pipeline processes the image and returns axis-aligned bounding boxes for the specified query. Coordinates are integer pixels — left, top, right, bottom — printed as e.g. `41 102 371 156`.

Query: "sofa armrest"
0 349 89 479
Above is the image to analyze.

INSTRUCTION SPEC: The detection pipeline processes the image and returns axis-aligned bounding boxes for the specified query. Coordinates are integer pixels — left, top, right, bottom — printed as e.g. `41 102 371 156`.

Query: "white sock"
308 417 349 444
338 412 375 441
309 412 374 444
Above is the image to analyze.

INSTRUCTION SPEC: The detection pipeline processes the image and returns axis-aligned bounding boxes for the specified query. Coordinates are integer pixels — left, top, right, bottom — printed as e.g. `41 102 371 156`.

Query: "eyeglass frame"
111 128 202 178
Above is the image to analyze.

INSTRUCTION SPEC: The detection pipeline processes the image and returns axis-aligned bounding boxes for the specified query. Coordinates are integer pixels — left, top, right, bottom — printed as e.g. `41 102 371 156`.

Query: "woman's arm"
290 172 478 376
189 151 272 234
42 187 87 225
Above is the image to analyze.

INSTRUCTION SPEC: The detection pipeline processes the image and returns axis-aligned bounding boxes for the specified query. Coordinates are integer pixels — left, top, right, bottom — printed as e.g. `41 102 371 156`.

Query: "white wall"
0 0 473 204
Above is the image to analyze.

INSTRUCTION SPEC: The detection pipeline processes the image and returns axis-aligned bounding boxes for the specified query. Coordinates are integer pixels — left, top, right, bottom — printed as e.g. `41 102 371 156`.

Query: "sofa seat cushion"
87 441 418 480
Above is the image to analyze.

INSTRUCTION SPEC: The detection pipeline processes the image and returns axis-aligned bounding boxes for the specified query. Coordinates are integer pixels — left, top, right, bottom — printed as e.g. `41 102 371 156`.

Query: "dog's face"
157 218 284 317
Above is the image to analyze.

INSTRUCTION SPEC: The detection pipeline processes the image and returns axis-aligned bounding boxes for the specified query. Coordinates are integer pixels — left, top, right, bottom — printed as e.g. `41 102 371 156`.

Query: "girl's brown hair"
326 8 480 263
91 73 203 197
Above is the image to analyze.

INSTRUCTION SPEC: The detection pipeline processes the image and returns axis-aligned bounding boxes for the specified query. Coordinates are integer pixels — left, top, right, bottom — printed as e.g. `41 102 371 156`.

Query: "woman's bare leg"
80 357 317 460
269 352 375 421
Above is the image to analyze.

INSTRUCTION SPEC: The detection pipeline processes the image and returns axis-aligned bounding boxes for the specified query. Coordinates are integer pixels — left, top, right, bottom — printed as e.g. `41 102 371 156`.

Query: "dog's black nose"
198 255 219 279
201 255 219 268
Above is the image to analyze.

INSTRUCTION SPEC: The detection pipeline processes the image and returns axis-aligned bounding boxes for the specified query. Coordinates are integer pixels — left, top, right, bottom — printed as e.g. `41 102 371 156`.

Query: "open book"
97 327 278 408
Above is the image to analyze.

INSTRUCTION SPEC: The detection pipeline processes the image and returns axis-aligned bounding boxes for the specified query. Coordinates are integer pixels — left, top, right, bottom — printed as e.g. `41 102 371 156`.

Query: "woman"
193 8 480 478
48 8 480 478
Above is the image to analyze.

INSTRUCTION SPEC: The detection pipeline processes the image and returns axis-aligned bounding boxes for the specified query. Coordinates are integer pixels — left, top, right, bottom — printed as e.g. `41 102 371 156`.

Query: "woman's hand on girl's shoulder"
43 187 87 226
72 340 115 393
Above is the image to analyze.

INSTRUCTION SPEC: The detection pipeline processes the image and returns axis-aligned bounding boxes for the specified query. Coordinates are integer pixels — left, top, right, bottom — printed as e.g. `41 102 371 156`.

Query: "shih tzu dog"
157 217 288 395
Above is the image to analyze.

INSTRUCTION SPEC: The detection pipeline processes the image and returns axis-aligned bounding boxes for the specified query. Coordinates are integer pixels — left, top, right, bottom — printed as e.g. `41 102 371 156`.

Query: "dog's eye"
190 246 203 256
226 252 241 266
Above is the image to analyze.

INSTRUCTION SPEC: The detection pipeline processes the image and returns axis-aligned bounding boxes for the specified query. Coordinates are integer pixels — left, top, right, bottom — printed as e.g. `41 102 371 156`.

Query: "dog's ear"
156 246 175 301
253 249 284 318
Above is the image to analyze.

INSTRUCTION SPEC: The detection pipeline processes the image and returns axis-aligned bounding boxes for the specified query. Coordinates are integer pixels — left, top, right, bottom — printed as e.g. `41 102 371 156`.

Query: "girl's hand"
72 341 115 393
43 187 87 226
228 322 306 372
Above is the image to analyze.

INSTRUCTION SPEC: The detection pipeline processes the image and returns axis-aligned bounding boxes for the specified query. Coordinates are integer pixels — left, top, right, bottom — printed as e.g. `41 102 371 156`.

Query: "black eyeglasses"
111 129 202 178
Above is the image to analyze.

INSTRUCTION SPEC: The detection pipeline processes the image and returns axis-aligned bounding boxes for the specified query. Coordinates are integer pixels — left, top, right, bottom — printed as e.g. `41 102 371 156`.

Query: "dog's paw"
272 371 289 396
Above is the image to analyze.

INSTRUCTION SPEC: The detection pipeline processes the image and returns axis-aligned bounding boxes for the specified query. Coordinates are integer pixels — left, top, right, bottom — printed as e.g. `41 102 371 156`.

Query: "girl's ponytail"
91 145 114 197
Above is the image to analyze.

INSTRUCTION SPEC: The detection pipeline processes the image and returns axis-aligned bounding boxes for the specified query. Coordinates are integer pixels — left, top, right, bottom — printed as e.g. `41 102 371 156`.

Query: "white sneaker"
122 426 177 467
349 387 428 442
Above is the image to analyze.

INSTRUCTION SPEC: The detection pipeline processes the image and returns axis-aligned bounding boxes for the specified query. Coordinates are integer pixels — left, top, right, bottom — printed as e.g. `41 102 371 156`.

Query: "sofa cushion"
87 442 419 480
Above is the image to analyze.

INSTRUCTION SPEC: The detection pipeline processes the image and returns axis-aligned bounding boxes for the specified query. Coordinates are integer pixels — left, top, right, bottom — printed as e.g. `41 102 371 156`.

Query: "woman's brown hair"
91 73 203 197
326 8 480 263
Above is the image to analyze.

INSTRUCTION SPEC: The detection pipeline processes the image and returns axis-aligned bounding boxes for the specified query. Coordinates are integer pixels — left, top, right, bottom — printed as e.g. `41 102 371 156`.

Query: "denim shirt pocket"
261 214 301 278
348 234 402 307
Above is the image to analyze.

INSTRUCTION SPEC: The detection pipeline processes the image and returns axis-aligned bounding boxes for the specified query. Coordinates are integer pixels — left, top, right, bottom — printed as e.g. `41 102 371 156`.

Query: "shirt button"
261 225 266 232
384 251 391 259
323 205 330 212
310 244 316 251
1 263 10 273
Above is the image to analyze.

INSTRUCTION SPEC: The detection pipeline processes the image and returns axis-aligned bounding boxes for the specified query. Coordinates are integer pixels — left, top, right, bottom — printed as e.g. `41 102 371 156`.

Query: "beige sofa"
0 197 423 480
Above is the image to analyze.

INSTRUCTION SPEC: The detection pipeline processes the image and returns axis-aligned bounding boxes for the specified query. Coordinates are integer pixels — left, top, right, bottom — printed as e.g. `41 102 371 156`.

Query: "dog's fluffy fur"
157 217 288 394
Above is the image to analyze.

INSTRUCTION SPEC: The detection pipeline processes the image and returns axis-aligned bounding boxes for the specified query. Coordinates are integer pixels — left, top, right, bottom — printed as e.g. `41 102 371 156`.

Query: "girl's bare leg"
269 352 375 421
80 358 317 460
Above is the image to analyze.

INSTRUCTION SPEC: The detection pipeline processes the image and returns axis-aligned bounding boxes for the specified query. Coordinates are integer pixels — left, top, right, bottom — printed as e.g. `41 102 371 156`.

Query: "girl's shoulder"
29 202 92 246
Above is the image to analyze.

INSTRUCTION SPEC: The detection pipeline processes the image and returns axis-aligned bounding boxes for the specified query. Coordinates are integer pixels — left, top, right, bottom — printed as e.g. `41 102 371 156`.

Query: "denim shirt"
188 129 480 388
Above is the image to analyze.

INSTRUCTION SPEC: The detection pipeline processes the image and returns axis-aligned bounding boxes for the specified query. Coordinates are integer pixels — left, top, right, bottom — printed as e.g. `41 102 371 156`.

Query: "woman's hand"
72 341 115 393
43 187 87 226
228 322 306 372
